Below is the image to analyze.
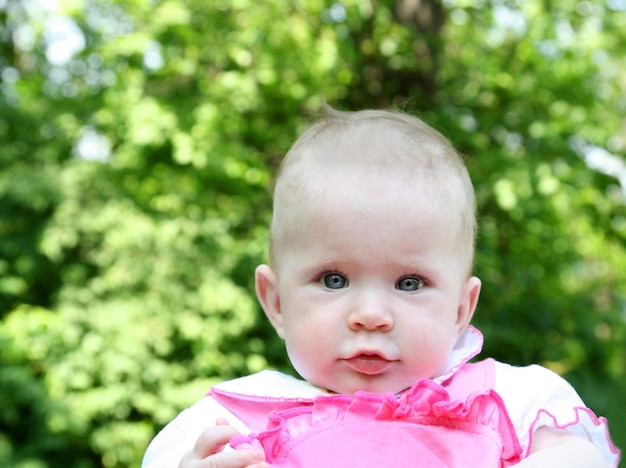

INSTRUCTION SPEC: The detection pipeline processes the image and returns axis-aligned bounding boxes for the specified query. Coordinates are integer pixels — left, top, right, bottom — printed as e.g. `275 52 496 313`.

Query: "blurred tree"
0 0 624 466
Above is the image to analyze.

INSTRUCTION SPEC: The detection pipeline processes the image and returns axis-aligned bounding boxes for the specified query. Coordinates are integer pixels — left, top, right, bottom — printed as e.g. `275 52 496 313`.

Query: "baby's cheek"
286 342 327 381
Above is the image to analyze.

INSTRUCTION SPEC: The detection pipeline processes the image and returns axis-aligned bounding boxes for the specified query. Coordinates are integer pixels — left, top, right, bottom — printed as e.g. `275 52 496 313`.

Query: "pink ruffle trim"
231 379 522 465
527 406 621 467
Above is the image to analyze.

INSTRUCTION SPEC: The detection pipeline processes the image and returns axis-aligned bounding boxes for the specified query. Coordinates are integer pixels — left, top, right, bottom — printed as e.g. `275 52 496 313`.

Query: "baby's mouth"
342 353 394 376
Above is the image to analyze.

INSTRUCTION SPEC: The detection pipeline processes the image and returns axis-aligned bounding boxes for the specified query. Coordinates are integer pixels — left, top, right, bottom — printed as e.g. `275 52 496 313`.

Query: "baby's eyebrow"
298 260 343 277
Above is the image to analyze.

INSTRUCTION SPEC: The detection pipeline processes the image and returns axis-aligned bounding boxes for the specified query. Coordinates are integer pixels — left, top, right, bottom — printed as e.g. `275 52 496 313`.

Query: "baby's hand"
178 418 268 468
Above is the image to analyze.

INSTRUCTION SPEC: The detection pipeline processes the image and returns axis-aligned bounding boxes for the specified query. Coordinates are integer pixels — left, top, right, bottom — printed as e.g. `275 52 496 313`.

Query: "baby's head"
270 107 476 275
256 108 482 395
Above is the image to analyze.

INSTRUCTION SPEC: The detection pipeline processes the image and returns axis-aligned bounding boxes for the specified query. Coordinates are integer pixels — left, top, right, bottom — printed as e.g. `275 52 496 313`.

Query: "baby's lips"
342 353 395 375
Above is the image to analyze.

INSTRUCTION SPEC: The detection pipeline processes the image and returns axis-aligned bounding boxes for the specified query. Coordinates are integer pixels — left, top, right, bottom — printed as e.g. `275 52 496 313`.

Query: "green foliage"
1 0 624 466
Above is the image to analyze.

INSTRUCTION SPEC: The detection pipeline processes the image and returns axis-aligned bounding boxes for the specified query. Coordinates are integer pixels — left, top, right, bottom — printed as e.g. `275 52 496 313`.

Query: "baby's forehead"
277 160 462 239
303 163 439 201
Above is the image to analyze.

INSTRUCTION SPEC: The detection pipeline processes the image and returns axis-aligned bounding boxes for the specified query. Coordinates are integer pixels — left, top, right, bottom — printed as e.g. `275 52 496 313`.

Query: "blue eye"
396 277 425 291
322 273 347 289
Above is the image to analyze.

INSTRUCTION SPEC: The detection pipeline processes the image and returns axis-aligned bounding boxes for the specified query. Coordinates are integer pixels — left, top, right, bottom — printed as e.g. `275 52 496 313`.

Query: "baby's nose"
347 292 393 331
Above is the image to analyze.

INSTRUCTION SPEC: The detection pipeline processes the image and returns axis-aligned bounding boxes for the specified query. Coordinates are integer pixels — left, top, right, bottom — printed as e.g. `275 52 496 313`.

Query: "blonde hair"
269 107 477 275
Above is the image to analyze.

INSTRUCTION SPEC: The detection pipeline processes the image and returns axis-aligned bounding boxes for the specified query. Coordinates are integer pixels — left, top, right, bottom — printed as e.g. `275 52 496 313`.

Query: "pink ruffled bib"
226 360 522 467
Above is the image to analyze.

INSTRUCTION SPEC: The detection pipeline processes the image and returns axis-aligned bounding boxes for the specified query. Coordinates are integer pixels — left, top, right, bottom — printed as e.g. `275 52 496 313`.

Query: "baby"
143 108 620 467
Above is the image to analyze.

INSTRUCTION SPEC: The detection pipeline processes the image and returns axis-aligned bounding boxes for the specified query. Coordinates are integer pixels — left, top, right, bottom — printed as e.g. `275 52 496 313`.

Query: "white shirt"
142 328 620 467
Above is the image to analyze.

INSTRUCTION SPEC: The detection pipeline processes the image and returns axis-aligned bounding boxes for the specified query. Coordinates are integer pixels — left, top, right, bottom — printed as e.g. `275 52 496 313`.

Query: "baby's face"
266 168 480 395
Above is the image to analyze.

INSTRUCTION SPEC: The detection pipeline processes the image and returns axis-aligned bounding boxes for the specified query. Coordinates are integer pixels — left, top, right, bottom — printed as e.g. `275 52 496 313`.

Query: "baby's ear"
456 276 481 335
255 264 285 338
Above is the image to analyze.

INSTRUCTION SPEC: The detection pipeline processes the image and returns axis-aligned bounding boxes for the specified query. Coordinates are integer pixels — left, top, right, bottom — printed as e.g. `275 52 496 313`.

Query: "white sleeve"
494 361 620 467
141 396 250 468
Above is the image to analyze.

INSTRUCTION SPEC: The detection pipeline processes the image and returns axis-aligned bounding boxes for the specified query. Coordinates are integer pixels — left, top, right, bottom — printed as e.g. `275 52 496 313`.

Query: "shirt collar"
432 325 483 384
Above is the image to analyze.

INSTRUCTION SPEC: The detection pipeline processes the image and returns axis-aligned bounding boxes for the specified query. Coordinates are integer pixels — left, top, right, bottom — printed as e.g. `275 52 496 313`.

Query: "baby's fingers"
179 424 268 468
192 425 241 458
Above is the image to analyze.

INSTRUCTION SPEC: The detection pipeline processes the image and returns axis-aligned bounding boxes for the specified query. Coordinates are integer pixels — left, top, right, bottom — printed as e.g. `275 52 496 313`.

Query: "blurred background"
1 0 624 466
